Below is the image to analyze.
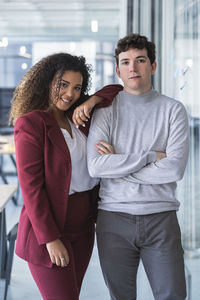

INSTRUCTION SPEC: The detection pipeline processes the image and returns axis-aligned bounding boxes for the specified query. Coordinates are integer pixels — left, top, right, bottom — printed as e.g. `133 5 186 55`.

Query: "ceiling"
0 0 122 43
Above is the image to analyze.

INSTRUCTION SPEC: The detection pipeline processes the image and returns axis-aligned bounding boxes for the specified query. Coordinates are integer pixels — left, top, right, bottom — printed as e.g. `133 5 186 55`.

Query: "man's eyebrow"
120 55 147 62
135 55 147 59
120 58 129 62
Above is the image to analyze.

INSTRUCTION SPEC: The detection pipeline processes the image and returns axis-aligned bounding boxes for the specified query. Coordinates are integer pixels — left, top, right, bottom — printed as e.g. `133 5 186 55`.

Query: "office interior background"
0 0 200 299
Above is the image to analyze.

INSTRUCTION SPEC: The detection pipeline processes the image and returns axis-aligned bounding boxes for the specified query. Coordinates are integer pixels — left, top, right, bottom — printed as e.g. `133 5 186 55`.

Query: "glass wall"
130 2 200 297
162 0 200 255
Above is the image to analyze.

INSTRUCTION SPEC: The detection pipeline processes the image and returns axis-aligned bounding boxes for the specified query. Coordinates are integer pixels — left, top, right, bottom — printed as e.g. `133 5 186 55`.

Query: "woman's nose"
65 88 73 99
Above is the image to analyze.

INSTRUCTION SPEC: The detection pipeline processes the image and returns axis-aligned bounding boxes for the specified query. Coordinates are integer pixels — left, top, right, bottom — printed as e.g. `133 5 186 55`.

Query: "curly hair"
9 53 92 125
115 33 156 65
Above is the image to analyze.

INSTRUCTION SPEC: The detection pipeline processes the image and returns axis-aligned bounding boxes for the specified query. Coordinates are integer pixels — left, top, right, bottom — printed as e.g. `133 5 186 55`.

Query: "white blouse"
61 120 99 195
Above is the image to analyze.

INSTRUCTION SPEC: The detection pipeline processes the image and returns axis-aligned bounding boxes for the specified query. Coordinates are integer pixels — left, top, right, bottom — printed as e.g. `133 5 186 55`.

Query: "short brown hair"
115 33 156 65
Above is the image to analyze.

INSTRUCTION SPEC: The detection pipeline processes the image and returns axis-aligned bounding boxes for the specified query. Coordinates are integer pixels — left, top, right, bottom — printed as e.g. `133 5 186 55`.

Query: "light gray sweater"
87 89 189 215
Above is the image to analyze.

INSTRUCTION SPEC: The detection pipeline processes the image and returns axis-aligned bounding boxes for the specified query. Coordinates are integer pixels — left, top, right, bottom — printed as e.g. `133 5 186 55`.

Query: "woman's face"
50 70 83 111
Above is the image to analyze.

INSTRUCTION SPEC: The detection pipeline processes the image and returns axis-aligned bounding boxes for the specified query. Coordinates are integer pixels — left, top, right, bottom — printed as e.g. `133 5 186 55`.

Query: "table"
0 135 15 155
0 135 18 204
0 184 18 278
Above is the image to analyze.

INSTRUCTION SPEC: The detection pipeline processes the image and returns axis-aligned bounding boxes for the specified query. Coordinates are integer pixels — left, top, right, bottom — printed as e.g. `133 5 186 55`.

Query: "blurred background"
0 0 200 299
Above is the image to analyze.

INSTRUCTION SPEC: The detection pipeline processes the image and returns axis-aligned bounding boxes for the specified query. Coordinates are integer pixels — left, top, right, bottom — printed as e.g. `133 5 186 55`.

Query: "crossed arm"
123 105 189 184
87 103 189 185
87 106 160 178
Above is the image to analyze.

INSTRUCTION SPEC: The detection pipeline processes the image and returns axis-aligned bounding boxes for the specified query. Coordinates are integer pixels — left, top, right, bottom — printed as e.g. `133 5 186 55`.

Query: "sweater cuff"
147 151 157 164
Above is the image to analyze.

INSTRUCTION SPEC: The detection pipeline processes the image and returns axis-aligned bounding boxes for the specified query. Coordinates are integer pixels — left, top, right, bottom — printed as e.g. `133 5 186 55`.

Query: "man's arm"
87 106 157 178
123 103 189 184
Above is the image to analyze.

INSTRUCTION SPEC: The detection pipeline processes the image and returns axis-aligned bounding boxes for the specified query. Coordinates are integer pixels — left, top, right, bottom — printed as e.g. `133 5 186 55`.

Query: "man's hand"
72 95 104 127
96 140 115 155
156 151 166 161
46 239 69 267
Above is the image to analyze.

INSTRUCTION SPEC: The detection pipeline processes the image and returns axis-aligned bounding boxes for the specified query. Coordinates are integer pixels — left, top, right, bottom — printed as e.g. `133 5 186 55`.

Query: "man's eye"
122 61 129 65
137 59 146 63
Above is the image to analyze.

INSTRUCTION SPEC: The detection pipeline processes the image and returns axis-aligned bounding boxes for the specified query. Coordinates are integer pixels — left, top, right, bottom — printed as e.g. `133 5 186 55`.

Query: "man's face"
116 48 156 95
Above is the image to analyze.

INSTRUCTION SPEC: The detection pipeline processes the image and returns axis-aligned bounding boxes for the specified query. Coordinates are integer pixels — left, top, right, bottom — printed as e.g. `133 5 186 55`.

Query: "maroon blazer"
15 84 123 267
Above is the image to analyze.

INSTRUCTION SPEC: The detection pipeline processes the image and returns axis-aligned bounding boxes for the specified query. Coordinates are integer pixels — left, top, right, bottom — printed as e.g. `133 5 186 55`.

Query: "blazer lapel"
43 111 71 162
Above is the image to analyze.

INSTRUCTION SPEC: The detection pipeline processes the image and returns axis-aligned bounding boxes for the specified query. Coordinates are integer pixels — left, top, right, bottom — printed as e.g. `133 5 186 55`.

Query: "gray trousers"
96 210 186 300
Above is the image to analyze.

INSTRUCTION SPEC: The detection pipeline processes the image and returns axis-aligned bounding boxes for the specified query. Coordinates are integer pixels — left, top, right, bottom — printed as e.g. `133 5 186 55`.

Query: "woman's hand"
46 239 69 267
96 140 115 155
72 95 104 127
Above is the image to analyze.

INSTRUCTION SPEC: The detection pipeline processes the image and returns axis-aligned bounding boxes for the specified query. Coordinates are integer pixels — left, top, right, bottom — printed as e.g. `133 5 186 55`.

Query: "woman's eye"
60 82 68 88
75 86 81 91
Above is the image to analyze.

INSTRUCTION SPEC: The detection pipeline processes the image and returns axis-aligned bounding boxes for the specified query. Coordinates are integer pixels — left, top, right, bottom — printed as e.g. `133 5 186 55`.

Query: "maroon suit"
14 85 123 299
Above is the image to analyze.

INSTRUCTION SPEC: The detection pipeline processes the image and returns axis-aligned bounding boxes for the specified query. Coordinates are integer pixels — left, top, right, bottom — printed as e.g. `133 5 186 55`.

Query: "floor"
0 155 200 299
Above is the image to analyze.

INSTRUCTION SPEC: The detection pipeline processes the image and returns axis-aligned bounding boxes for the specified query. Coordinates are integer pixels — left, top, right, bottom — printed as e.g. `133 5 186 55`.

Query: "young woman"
9 52 121 300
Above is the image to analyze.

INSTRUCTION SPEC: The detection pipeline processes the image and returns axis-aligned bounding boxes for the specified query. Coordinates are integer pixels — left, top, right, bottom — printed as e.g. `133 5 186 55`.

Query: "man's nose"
129 61 137 72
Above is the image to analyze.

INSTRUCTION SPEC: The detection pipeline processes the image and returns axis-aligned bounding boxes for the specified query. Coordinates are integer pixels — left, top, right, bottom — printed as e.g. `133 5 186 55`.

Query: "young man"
87 33 189 300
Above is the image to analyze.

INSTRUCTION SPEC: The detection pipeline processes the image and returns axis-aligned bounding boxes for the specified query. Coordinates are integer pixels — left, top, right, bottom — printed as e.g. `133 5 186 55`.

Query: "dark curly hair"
115 33 156 65
9 52 92 125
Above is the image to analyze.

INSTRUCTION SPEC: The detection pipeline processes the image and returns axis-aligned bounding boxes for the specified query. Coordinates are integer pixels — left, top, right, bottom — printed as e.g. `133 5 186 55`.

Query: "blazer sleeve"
14 116 61 245
94 84 123 108
68 84 123 137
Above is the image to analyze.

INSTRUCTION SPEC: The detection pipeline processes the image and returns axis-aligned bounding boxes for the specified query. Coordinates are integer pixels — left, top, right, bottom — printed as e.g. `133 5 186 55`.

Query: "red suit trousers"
28 191 95 300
